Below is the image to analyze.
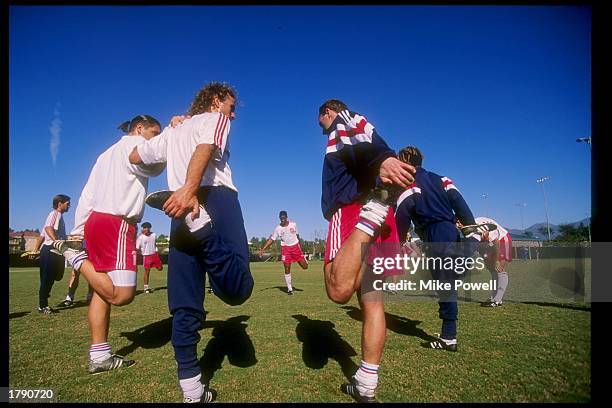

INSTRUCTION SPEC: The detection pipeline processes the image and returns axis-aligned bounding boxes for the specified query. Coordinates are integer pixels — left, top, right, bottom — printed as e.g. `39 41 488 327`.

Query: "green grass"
9 260 590 403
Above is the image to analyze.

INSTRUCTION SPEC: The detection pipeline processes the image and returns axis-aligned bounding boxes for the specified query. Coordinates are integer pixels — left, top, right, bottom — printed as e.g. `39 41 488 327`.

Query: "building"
8 231 41 253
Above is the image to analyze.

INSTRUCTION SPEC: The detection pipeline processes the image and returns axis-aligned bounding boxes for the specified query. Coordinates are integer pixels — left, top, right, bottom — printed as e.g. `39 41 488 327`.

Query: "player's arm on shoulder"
130 129 169 165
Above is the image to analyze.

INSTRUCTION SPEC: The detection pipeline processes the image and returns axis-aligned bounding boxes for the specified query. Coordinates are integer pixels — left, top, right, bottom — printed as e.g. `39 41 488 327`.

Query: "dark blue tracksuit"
39 244 65 308
321 110 396 221
394 167 478 340
168 186 254 380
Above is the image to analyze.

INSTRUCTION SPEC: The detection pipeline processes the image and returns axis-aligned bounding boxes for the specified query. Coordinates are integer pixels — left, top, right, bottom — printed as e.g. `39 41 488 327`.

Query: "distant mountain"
508 217 590 239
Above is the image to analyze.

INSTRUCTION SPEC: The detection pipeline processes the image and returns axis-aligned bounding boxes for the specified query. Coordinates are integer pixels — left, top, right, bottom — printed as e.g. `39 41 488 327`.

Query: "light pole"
576 137 591 243
515 202 527 232
481 193 489 217
536 176 552 241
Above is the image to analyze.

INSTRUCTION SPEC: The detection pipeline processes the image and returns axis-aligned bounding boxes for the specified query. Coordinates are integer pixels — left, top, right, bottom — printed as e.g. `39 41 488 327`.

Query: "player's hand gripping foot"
145 190 174 211
460 222 497 237
20 250 41 260
51 240 88 270
88 354 135 375
183 386 217 403
340 379 378 403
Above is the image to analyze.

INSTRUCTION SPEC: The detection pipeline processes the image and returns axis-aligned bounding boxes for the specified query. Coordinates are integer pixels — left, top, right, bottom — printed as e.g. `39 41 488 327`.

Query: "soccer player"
129 82 254 403
53 114 166 374
318 99 415 403
60 269 94 307
394 146 489 352
37 194 71 314
474 216 512 307
258 211 308 295
136 221 164 293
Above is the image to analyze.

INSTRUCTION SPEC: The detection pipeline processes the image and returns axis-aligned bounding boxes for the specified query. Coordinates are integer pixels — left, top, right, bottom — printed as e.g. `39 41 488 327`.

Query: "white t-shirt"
136 112 236 192
475 216 509 241
136 233 158 256
270 221 299 247
71 135 166 236
42 209 66 246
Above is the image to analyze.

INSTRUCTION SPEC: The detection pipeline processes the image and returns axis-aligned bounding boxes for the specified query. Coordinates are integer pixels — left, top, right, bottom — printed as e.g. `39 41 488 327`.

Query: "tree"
553 223 589 243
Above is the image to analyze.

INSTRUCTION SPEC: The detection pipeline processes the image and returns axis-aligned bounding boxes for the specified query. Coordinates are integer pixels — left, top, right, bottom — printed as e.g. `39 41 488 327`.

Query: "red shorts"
84 211 137 272
498 235 513 262
325 201 402 276
281 243 305 265
143 253 163 269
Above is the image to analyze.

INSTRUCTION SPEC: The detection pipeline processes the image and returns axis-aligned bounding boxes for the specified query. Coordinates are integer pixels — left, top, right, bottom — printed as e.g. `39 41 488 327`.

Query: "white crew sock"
89 342 112 363
180 373 203 401
284 274 293 291
353 360 379 397
494 272 508 303
356 200 389 237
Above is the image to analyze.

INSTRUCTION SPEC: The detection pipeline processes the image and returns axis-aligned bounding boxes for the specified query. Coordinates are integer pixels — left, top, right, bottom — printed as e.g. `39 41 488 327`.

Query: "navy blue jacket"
395 167 476 243
321 110 395 220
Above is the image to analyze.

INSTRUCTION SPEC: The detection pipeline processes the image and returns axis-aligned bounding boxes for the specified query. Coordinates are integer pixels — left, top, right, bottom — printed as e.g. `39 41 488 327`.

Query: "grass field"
9 260 590 403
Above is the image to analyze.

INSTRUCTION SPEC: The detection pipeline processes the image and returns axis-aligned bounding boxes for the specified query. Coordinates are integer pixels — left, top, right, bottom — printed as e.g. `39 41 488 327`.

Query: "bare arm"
44 226 58 241
163 144 217 219
129 147 143 165
258 238 274 256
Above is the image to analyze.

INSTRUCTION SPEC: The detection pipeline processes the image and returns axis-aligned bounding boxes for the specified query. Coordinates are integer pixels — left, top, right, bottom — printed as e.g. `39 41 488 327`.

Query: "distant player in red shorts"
475 216 513 307
258 211 308 295
136 222 164 293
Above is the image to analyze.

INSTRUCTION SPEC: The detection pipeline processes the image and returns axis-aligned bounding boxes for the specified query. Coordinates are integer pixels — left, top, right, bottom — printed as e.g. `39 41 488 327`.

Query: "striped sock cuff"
356 218 379 237
359 360 380 374
90 342 111 352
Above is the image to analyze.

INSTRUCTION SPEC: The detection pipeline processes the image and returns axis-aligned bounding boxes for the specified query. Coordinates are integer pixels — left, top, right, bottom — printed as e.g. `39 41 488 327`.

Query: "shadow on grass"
116 316 174 356
292 314 358 381
54 299 90 311
134 286 168 297
341 306 435 342
259 286 304 293
520 301 591 311
199 315 257 384
9 311 30 319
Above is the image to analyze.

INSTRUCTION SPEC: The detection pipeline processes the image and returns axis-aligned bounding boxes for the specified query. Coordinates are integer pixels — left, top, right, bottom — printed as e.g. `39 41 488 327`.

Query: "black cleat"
461 222 497 237
482 301 502 307
421 337 457 352
341 380 377 403
183 386 217 403
60 299 73 307
37 306 55 315
366 184 404 207
287 290 294 296
145 190 174 211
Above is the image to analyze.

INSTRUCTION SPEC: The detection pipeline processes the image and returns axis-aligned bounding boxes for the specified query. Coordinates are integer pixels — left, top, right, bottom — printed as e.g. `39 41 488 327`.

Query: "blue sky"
9 5 591 240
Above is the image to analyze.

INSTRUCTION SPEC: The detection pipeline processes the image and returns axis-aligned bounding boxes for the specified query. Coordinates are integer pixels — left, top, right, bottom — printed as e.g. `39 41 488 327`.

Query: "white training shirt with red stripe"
475 216 509 242
270 221 299 246
71 135 166 235
136 232 158 255
42 209 67 245
136 112 235 192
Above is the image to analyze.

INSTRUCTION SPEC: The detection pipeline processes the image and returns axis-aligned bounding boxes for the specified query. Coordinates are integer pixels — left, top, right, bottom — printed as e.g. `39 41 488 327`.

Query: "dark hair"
52 194 70 209
118 115 161 134
188 82 237 116
398 146 423 167
319 99 349 115
141 222 152 228
279 211 288 218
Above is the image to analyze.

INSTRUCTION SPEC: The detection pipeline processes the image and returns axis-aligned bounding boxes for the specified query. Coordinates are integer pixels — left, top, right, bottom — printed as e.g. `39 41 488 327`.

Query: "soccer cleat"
482 301 503 308
60 299 73 307
37 306 55 315
366 184 403 207
88 354 135 375
287 290 294 296
145 190 174 211
460 222 497 237
183 386 217 403
144 288 154 294
421 336 457 352
20 250 40 260
340 379 378 403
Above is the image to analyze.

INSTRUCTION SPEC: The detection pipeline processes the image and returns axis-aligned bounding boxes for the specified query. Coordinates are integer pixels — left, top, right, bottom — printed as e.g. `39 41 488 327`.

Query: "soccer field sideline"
9 261 590 403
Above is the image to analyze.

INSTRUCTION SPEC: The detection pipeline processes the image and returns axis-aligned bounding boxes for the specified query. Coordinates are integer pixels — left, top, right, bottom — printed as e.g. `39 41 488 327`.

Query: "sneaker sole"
145 190 174 211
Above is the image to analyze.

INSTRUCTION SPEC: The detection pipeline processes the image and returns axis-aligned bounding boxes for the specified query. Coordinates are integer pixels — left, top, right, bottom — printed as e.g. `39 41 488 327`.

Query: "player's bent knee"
327 286 353 304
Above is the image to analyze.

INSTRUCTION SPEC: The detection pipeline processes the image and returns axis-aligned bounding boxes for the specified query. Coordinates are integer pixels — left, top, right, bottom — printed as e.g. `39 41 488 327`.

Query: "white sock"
353 360 379 397
357 200 389 237
494 272 508 303
89 342 111 363
185 205 212 233
144 284 149 290
180 373 203 401
65 294 73 302
284 274 293 291
64 250 87 272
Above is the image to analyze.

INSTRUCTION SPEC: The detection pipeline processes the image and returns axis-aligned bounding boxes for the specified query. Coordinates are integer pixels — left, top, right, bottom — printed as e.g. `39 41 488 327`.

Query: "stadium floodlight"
515 202 527 232
536 176 552 241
